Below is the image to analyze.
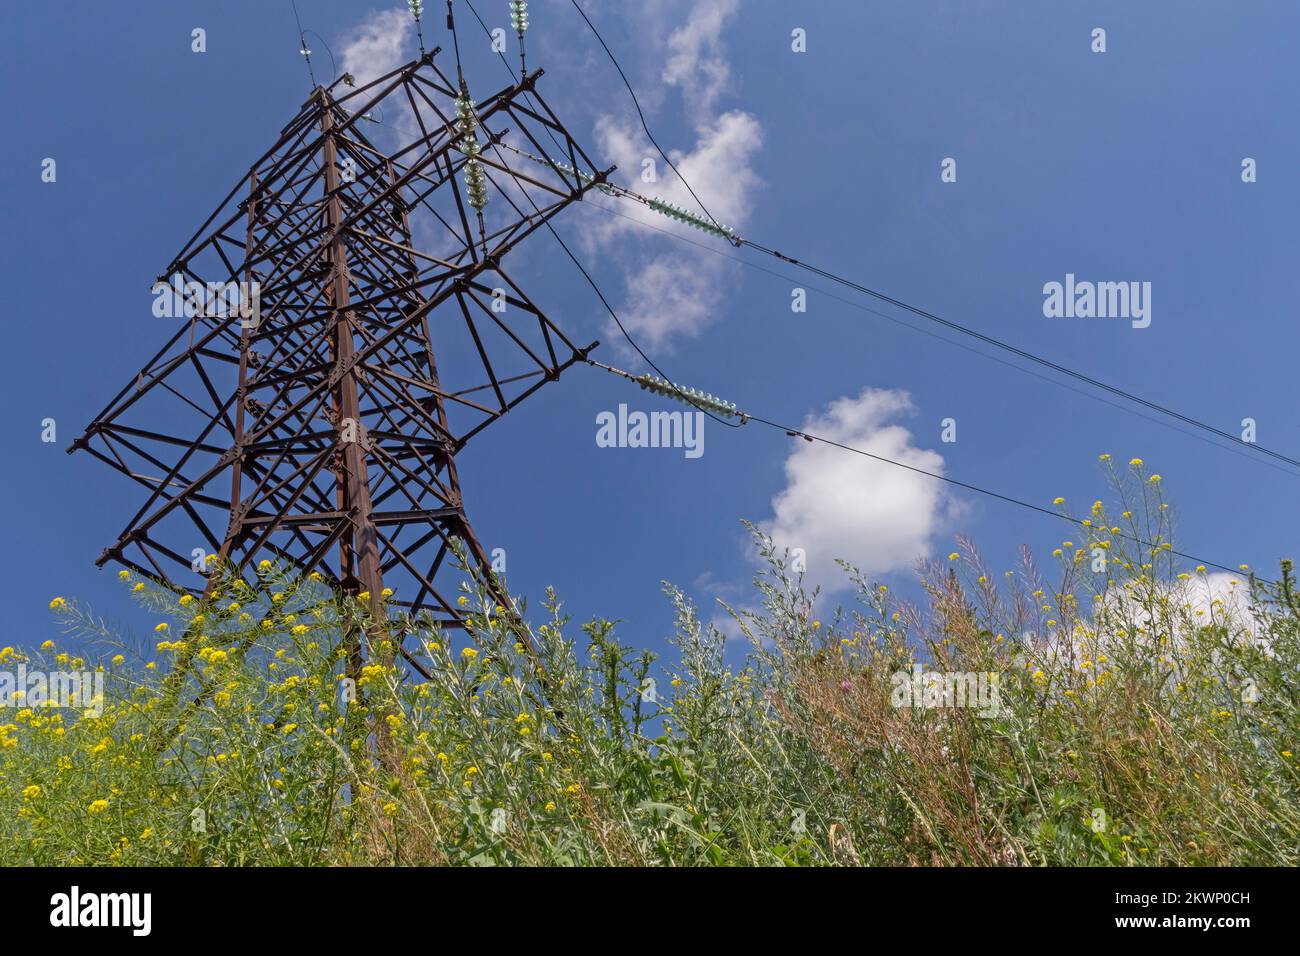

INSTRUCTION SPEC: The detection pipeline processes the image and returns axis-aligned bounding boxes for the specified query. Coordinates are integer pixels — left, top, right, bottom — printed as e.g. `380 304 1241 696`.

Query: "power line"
288 0 317 89
577 195 1300 482
587 360 1262 582
552 2 1297 477
460 0 740 430
443 3 1268 583
739 237 1300 474
567 0 730 239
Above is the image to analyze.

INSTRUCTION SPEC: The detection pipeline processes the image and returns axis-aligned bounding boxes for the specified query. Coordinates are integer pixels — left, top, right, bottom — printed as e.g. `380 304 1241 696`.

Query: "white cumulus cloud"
759 388 953 593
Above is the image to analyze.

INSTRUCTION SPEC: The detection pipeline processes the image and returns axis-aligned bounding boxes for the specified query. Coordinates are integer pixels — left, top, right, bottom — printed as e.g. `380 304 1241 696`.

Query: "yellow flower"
258 559 272 571
41 640 54 650
457 595 469 607
118 570 130 581
111 654 125 666
48 597 66 610
1129 458 1144 467
544 801 557 812
357 591 370 602
381 588 394 598
154 622 169 633
948 552 959 561
291 624 309 636
22 785 40 800
87 799 109 814
382 802 398 816
1148 474 1161 483
178 594 193 606
1098 453 1111 461
282 723 298 734
461 647 478 660
132 582 145 592
1052 497 1065 506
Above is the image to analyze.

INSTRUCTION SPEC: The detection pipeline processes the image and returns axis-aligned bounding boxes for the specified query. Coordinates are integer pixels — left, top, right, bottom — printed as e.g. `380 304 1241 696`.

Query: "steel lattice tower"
70 50 608 637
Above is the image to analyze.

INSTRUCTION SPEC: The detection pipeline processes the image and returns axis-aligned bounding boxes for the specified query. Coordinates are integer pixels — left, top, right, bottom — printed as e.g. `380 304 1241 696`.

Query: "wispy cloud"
584 0 763 356
338 9 413 87
662 0 741 120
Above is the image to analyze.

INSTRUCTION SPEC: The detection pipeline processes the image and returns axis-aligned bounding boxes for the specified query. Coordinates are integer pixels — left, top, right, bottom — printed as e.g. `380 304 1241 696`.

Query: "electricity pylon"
71 50 608 654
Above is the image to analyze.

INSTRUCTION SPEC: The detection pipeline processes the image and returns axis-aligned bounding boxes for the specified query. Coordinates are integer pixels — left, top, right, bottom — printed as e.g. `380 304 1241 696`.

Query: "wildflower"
258 559 272 571
179 594 193 606
947 552 959 561
118 570 130 580
1052 497 1065 506
461 648 478 660
87 799 109 814
48 597 66 610
381 588 394 598
111 654 125 666
382 802 398 816
1129 458 1143 467
1148 474 1161 483
544 801 557 812
133 582 145 592
457 595 469 607
41 640 54 650
22 785 40 800
291 624 309 636
282 723 298 734
357 591 370 602
1098 453 1111 461
154 622 168 633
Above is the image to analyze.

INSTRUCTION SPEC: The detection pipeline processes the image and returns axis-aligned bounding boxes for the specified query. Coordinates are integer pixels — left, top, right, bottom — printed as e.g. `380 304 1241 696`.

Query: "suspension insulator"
509 1 529 33
648 197 734 240
635 373 741 419
408 0 424 18
455 95 478 138
464 160 489 210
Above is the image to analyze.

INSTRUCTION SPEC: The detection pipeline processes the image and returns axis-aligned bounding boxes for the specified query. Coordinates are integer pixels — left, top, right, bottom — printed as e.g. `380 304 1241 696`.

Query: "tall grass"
3 461 1296 865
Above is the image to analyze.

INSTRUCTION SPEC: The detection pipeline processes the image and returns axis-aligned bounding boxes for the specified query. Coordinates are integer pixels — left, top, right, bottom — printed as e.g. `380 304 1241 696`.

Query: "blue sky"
3 0 1297 666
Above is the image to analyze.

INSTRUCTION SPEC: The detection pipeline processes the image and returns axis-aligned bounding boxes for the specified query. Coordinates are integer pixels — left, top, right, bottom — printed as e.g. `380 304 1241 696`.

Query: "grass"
3 459 1296 865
